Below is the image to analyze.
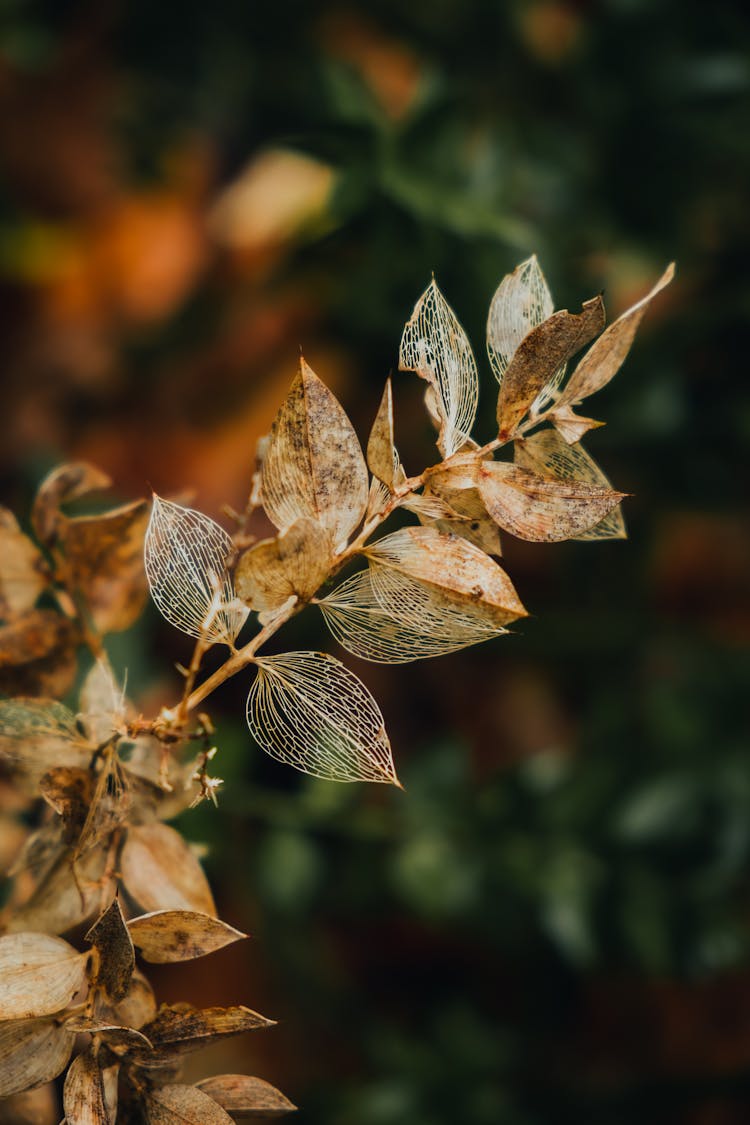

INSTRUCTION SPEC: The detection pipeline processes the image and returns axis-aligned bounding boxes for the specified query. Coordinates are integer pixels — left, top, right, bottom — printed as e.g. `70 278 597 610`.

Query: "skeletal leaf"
496 295 605 438
121 823 217 917
487 254 564 412
0 1018 74 1097
6 844 111 936
556 263 674 409
0 508 47 618
86 898 135 1003
196 1074 297 1118
136 1005 275 1068
0 932 89 1020
514 428 627 540
261 358 369 548
548 403 604 445
79 658 128 744
128 910 247 963
477 460 625 542
247 651 399 785
0 610 78 701
399 278 478 456
364 526 526 629
366 378 400 489
63 1048 109 1125
144 496 247 644
146 1084 234 1125
235 518 333 612
31 463 111 547
320 569 501 663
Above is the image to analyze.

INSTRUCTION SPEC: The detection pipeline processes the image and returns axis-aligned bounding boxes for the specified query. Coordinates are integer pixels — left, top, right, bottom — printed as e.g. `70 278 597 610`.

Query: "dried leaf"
6 844 110 936
136 1005 275 1068
0 1018 73 1097
63 1048 110 1125
86 898 135 1002
128 910 246 963
74 751 129 860
120 823 216 917
0 508 47 618
364 526 526 629
39 767 93 846
110 970 157 1031
514 428 627 540
477 460 625 542
487 254 564 412
235 518 333 613
399 278 478 457
32 463 111 548
247 652 399 785
423 466 503 556
61 499 150 634
548 403 604 444
196 1074 297 1118
146 1084 234 1125
495 295 605 438
0 1083 58 1124
366 378 399 488
0 610 78 701
65 1015 153 1054
0 699 91 791
261 358 369 549
0 932 88 1020
556 263 675 409
144 496 248 644
79 659 127 744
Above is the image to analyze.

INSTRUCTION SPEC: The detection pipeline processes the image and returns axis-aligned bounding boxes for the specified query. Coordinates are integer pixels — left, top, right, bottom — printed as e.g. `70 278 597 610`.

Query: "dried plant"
0 256 672 1122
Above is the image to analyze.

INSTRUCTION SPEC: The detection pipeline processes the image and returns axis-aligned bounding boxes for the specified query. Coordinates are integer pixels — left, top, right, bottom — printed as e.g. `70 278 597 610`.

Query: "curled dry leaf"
235 518 333 613
0 508 47 618
146 1084 234 1125
514 428 626 540
247 651 399 785
548 403 604 445
128 909 247 963
62 1048 109 1125
144 496 247 644
366 377 400 489
399 278 478 457
0 932 89 1020
495 295 605 439
0 1017 74 1098
31 463 111 548
477 461 625 543
65 1014 153 1054
86 897 135 1003
364 526 525 629
135 1005 275 1068
120 822 217 917
0 609 78 701
196 1074 297 1118
556 263 675 409
261 358 369 549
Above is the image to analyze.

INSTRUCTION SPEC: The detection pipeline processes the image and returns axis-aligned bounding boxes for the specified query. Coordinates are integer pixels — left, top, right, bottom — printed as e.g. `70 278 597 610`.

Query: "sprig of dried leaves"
0 253 672 1120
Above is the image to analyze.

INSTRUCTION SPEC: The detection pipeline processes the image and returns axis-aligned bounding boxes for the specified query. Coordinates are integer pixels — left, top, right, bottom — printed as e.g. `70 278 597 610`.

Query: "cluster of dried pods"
0 255 672 1121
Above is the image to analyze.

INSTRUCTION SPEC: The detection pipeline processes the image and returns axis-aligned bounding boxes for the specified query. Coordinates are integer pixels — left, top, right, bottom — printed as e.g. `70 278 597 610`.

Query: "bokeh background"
1 1 749 1122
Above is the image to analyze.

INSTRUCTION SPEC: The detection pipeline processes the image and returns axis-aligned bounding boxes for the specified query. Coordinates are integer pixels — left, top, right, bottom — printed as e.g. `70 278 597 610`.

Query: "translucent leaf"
399 278 478 457
364 526 526 629
247 651 399 784
556 263 675 409
144 496 247 644
79 658 128 745
63 1049 109 1125
0 932 88 1020
196 1074 297 1118
0 1018 74 1097
423 463 503 557
496 296 605 439
147 1085 235 1125
0 699 91 784
477 460 625 543
235 517 332 613
548 403 604 445
319 568 497 663
120 823 217 917
261 358 369 549
366 378 400 489
514 428 626 540
127 910 247 963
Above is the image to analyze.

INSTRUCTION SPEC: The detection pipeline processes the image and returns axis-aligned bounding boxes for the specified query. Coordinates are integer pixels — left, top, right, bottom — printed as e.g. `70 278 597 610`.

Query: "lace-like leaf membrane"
514 428 626 541
399 278 478 457
144 497 247 644
246 651 399 785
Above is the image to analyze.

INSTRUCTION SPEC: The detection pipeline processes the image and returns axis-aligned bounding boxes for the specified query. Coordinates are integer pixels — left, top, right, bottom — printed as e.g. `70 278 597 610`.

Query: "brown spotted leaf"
196 1074 297 1118
62 1048 110 1125
422 464 503 557
65 1015 153 1055
146 1084 235 1125
128 910 247 963
235 518 333 613
0 1018 74 1097
495 296 605 438
135 1005 275 1068
261 358 369 549
120 823 216 917
0 610 78 701
0 932 88 1020
366 378 400 489
0 508 47 618
32 463 112 548
556 263 674 409
86 897 135 1003
477 461 625 543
